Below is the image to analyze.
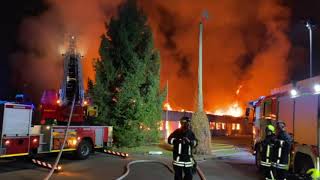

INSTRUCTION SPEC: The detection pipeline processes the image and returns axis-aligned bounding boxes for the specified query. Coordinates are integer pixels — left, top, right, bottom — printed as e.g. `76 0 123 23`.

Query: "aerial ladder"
40 36 89 125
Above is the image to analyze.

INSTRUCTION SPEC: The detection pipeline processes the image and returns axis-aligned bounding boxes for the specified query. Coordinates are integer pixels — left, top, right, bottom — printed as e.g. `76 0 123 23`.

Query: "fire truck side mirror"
245 108 250 117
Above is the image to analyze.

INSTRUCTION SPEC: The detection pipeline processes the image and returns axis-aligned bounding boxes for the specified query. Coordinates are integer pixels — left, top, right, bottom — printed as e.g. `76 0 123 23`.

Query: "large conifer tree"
93 0 163 147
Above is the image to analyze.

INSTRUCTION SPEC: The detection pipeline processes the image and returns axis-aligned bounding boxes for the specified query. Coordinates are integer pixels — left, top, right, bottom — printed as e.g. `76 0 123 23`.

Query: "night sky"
1 0 320 101
1 0 47 99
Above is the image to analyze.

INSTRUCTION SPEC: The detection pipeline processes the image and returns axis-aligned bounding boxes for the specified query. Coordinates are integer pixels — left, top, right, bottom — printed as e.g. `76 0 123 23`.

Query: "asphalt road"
0 151 262 180
0 135 303 180
124 152 262 180
0 152 128 180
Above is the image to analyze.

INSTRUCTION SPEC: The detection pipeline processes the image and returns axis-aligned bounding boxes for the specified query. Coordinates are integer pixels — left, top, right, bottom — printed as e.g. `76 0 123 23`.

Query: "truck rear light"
4 140 10 146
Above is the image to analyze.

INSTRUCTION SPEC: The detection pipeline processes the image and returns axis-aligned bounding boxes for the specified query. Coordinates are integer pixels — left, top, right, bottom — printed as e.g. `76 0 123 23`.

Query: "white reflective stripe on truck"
5 104 32 109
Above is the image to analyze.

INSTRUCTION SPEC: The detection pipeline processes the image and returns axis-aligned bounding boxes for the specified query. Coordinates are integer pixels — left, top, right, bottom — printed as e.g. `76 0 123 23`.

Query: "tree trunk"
191 111 211 155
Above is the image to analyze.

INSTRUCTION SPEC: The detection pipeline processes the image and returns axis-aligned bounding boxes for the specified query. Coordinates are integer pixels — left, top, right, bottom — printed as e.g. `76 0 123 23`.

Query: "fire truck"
0 36 112 160
246 75 320 176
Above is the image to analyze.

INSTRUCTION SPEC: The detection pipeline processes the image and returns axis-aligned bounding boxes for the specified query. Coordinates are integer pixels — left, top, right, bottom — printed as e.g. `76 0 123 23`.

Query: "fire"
213 102 243 117
163 102 172 111
213 85 244 117
236 85 243 95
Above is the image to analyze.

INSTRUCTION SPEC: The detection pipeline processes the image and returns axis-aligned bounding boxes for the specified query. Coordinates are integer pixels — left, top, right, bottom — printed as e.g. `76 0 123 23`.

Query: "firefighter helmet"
180 116 191 123
180 116 191 129
266 124 275 134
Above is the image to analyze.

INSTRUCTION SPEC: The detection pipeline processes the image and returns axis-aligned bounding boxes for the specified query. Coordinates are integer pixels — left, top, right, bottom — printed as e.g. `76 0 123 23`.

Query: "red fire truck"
0 36 112 160
0 102 112 159
246 75 320 176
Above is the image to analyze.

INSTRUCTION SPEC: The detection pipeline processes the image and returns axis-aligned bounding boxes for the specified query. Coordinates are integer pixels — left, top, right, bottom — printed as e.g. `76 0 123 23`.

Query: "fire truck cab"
247 76 320 177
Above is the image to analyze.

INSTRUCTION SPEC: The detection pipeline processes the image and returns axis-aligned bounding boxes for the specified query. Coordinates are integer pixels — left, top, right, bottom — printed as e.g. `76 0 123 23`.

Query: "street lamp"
305 21 314 78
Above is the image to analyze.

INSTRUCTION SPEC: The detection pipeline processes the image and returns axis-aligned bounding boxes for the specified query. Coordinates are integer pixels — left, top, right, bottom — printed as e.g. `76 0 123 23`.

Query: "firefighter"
274 121 292 180
260 124 277 180
168 116 197 180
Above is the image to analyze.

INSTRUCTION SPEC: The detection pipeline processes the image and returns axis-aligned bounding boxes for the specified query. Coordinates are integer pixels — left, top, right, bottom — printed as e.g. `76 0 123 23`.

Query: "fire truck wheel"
75 140 92 160
28 148 38 159
294 153 313 178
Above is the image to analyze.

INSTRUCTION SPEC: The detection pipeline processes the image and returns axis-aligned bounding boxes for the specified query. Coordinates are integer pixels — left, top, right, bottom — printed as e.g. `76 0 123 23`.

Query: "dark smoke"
12 0 291 112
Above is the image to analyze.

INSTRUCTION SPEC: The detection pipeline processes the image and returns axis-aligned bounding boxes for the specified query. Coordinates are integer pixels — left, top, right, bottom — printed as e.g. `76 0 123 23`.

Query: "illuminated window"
209 122 215 130
236 124 240 130
216 123 221 130
232 123 235 130
222 123 226 130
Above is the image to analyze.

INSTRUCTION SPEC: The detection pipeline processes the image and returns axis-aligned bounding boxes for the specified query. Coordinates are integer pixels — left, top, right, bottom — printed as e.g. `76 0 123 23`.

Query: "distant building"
161 110 252 139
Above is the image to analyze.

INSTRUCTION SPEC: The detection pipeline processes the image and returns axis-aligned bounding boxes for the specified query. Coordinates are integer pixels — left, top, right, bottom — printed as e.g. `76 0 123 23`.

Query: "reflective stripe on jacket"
273 131 292 170
260 134 276 168
168 128 197 167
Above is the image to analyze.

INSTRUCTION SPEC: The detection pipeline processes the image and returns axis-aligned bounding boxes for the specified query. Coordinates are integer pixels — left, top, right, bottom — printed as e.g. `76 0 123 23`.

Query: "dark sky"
1 0 320 100
0 0 47 99
285 0 320 82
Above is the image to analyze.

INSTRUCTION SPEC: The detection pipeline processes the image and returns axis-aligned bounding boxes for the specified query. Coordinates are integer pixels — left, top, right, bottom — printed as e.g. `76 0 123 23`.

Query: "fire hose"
116 160 206 180
44 94 76 180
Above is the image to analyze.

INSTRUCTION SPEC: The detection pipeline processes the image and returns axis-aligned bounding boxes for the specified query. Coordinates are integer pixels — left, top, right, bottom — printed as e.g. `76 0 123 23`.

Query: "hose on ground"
44 94 76 180
116 160 206 180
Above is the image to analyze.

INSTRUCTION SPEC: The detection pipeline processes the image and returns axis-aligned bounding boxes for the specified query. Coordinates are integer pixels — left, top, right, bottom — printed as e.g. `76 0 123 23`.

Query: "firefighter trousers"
261 166 276 180
275 168 289 180
173 165 193 180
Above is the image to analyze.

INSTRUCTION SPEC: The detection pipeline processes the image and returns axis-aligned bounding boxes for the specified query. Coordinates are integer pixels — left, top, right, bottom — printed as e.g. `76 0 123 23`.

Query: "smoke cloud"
12 0 291 110
140 0 291 111
11 0 121 102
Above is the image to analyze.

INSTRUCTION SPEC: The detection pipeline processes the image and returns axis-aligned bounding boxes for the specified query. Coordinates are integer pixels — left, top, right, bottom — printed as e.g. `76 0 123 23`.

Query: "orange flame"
163 102 172 111
236 85 243 95
213 102 243 117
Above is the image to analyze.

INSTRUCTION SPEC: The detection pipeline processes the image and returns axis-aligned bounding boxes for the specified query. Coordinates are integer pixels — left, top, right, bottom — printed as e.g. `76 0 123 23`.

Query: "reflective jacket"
168 128 197 167
274 131 292 170
260 134 276 167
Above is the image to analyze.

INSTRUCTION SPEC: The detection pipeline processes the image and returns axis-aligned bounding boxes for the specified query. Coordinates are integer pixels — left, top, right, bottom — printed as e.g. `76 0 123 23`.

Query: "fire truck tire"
28 148 38 159
75 140 92 160
294 152 313 179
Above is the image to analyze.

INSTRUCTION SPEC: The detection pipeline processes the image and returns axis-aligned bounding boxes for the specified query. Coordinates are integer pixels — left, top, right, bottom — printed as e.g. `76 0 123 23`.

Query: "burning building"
160 109 251 139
